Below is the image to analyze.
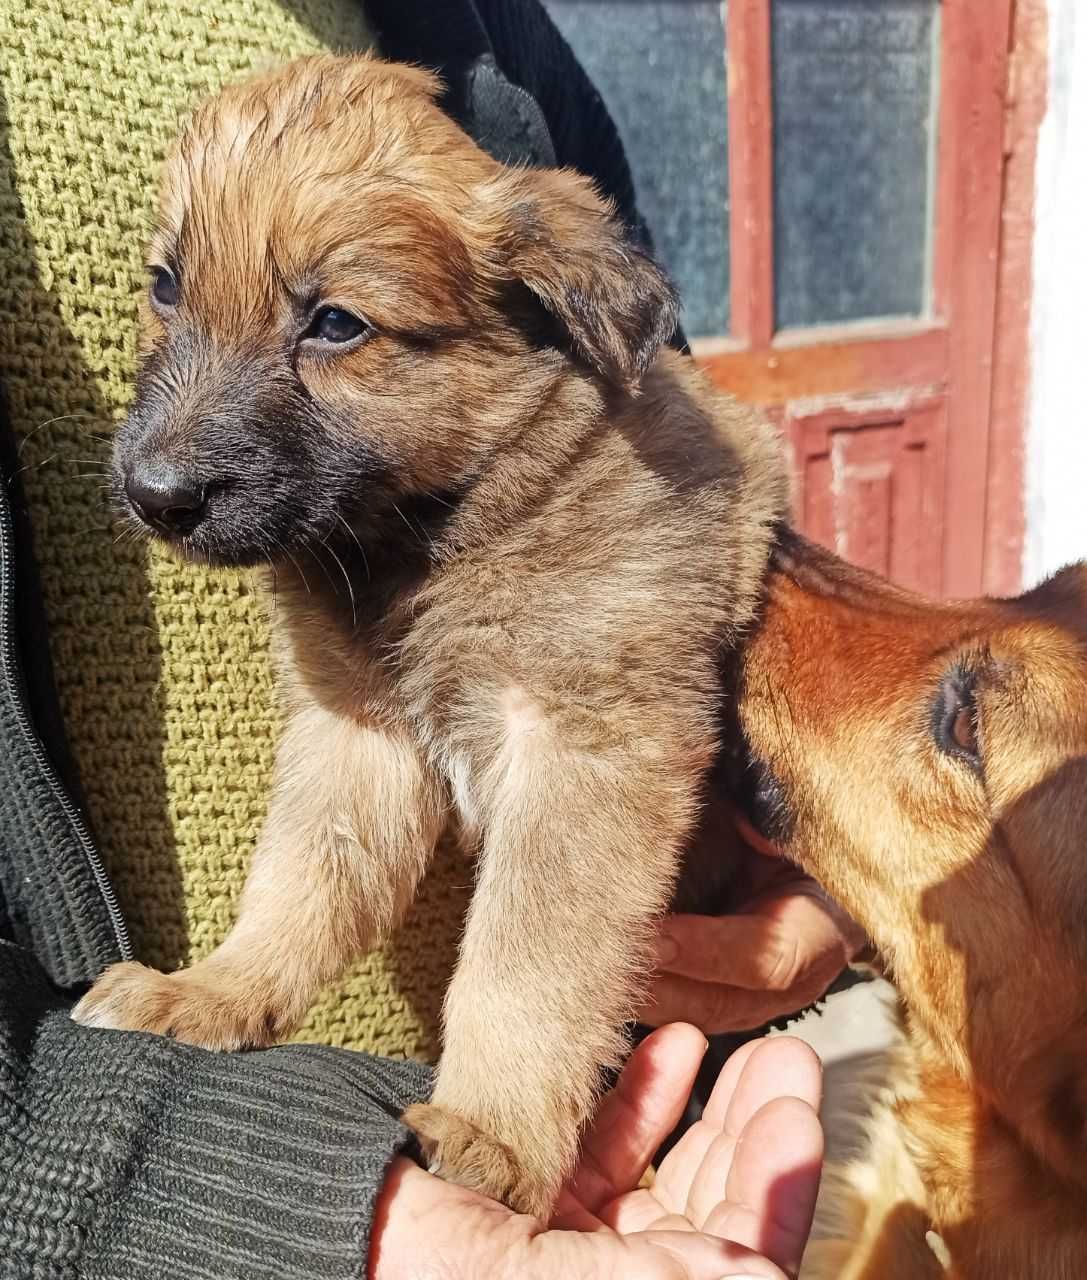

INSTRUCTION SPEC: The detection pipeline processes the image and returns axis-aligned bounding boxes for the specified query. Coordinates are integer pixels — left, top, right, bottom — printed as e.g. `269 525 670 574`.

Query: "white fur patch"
501 685 547 740
446 749 478 834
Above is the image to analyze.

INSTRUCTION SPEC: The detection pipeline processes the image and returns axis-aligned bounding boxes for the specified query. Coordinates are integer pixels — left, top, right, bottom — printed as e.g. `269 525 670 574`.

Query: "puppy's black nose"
124 460 207 534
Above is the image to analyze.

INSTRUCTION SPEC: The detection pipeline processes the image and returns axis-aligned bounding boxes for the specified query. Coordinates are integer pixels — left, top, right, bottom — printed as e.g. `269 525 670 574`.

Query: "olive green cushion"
0 0 468 1058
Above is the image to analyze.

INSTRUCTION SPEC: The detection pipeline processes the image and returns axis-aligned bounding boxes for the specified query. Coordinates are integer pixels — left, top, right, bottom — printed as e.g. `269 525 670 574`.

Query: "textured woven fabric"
0 940 429 1279
0 0 473 1058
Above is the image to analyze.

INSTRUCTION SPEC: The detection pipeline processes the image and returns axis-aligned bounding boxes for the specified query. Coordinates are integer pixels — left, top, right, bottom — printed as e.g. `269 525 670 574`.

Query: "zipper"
0 488 132 964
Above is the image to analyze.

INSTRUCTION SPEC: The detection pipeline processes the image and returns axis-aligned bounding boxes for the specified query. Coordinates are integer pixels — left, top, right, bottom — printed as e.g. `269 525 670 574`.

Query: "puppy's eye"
305 307 370 346
933 667 981 770
149 267 179 309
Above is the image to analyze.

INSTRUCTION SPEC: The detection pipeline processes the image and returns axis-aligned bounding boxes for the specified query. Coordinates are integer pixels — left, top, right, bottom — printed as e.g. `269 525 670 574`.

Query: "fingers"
656 898 848 988
713 1096 823 1275
701 1037 765 1120
561 1023 708 1220
373 1040 821 1280
714 1036 822 1131
682 1038 821 1232
645 1037 764 1217
641 969 840 1035
641 899 851 1033
690 1039 823 1277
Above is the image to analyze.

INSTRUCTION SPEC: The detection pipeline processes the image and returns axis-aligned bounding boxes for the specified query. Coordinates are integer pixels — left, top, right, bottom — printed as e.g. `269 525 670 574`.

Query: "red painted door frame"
692 0 1036 600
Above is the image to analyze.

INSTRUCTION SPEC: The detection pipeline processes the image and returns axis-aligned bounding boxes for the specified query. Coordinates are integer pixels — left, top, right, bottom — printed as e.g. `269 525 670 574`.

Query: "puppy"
733 530 1087 1278
72 55 786 1216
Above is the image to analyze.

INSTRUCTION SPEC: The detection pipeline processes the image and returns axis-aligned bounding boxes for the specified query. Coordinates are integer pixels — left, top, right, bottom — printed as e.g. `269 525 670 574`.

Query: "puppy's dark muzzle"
124 458 208 537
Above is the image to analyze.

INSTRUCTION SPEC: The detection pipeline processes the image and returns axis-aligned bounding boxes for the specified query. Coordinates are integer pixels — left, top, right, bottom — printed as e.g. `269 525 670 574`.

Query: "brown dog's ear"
501 169 679 392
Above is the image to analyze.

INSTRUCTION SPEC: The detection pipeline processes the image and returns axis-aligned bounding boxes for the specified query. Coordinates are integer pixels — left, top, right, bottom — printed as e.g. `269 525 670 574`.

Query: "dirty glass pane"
773 0 938 329
544 2 730 338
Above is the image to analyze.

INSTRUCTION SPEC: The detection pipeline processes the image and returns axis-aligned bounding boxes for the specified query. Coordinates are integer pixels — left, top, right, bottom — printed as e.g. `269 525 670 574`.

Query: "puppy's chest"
316 639 480 840
294 440 737 716
301 498 735 826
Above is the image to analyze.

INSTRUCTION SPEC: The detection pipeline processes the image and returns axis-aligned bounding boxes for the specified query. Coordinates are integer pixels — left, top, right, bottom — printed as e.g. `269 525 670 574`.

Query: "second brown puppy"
72 55 786 1215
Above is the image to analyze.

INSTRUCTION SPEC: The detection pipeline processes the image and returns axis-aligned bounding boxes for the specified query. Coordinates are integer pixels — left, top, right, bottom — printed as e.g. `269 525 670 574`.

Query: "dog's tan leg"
73 704 443 1048
803 1100 946 1280
405 695 703 1218
803 1223 950 1280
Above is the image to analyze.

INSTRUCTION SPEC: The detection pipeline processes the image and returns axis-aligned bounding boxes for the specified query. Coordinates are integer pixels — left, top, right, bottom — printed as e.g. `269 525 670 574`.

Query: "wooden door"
546 0 1024 598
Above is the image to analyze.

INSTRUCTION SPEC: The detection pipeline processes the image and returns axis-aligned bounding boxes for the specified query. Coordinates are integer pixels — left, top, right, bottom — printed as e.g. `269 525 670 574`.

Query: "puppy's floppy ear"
501 169 679 392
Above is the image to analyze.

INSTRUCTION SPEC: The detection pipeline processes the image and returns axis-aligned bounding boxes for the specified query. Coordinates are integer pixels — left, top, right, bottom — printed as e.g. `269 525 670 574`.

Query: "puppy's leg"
73 704 443 1048
405 701 704 1218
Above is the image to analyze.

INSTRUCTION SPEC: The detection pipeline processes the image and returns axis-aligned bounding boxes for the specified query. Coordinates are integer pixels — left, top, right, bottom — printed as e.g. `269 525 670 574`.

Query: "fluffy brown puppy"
733 531 1087 1278
72 55 786 1217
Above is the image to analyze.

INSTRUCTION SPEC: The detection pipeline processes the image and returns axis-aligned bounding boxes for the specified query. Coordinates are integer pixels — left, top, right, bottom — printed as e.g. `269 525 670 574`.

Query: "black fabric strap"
471 0 644 236
364 0 556 168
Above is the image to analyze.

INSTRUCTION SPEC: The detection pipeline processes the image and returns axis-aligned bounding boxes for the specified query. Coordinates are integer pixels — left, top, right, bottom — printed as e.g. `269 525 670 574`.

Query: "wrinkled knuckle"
763 934 804 992
705 986 742 1033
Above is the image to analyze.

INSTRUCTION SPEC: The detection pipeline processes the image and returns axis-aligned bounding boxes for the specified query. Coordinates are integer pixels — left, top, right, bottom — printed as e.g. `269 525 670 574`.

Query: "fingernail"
655 933 679 966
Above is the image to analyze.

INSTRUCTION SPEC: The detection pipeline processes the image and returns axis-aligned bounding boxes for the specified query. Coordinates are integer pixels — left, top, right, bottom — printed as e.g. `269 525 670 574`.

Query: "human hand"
370 1025 822 1280
643 841 870 1034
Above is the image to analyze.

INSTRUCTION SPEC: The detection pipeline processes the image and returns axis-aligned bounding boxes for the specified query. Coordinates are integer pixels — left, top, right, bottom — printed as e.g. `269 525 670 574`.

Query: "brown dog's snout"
124 457 208 535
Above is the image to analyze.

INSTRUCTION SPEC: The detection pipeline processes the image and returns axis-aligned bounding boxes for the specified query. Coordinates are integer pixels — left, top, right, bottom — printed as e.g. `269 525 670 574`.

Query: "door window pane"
772 0 938 329
545 2 731 338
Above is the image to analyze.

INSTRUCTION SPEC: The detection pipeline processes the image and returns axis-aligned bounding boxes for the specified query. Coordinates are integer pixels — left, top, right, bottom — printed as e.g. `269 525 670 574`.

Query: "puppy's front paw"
403 1102 554 1219
71 961 279 1051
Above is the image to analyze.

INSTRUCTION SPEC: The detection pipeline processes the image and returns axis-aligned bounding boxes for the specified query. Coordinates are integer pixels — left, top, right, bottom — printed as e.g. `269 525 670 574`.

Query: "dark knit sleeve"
0 941 429 1280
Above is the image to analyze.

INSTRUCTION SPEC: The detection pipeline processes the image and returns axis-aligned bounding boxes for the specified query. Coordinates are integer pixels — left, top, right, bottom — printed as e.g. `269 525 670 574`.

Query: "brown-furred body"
735 532 1087 1278
72 55 786 1216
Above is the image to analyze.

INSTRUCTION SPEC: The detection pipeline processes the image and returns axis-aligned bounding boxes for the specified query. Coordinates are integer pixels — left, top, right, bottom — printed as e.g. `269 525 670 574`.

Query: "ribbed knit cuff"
84 1043 430 1280
0 943 430 1280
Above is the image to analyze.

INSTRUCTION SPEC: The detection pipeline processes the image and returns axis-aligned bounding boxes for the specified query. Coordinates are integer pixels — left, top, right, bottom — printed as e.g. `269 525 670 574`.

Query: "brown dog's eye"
933 667 981 771
149 267 179 309
950 705 976 754
304 307 369 346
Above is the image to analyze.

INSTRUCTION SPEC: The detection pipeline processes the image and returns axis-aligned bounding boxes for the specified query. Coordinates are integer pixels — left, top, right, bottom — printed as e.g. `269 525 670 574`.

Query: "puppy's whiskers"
7 452 59 486
335 512 371 583
323 540 358 629
260 542 280 613
112 520 150 550
392 501 437 558
269 533 312 596
16 413 97 456
420 489 455 510
305 542 341 598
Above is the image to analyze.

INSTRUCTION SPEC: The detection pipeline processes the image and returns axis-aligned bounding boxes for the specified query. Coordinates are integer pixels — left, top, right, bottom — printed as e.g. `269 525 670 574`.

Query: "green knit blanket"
0 0 470 1059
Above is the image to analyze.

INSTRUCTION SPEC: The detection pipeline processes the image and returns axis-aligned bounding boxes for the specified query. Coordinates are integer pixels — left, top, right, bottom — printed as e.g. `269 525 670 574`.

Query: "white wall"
1024 0 1087 584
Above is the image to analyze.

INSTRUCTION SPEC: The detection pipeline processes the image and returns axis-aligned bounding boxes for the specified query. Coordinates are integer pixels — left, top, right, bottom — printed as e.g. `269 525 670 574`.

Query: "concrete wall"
1024 0 1087 584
